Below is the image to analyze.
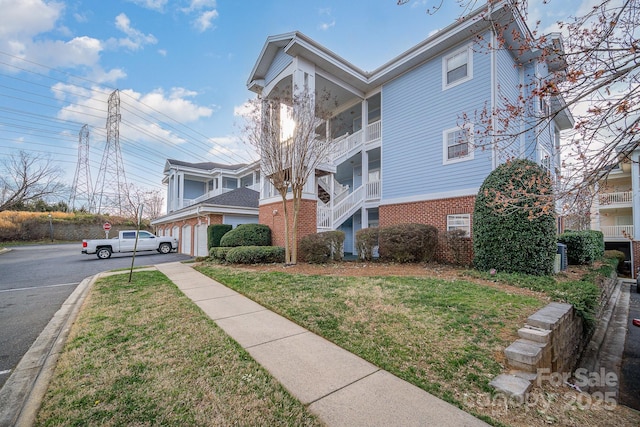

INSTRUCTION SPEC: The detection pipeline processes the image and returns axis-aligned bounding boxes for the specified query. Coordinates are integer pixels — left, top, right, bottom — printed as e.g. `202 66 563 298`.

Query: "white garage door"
181 224 192 255
194 224 209 257
224 215 259 228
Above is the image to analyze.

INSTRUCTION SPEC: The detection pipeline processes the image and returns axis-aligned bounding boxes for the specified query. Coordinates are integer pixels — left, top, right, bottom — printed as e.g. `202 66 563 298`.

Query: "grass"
194 263 640 427
195 266 544 409
35 270 320 427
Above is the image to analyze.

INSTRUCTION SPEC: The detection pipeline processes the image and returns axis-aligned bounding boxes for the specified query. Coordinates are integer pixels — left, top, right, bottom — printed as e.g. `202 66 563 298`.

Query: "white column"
178 172 185 209
632 154 640 240
362 150 369 197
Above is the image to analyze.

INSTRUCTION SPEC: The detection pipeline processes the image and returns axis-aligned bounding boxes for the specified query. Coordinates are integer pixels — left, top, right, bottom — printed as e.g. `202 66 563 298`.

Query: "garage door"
181 224 192 255
194 224 209 257
224 215 259 228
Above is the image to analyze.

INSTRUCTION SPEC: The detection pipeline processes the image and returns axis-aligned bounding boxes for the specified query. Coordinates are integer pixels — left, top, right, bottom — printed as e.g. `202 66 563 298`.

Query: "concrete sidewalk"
156 262 489 426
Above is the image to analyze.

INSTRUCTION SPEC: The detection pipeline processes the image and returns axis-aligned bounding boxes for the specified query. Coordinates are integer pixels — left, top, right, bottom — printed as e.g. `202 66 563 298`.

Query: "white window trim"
443 124 474 165
447 214 471 237
442 45 473 90
538 145 552 174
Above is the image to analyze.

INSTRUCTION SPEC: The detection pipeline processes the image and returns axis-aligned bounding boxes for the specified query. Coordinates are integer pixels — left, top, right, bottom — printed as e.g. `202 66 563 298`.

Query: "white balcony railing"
366 180 381 200
599 191 632 206
601 225 634 239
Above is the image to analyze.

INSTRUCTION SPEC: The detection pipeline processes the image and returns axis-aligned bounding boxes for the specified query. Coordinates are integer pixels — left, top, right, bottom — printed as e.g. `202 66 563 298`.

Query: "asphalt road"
620 283 640 410
0 243 192 389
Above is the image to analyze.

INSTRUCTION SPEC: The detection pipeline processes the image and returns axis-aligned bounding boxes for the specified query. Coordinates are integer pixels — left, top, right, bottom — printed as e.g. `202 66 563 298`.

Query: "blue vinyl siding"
381 37 494 200
495 47 522 163
265 48 292 87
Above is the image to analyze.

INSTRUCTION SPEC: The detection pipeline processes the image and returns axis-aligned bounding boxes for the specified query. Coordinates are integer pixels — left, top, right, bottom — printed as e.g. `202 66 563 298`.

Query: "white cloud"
0 0 63 38
317 7 335 31
183 0 217 12
193 9 218 32
112 13 157 51
55 84 215 147
127 0 168 12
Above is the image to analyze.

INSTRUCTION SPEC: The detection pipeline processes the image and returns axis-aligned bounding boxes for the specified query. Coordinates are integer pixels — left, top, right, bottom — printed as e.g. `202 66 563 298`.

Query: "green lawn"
195 265 544 407
36 271 320 427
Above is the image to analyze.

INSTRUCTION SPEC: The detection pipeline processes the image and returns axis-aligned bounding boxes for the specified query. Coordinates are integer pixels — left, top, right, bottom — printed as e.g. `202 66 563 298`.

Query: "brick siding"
155 214 223 256
380 195 476 264
259 199 317 249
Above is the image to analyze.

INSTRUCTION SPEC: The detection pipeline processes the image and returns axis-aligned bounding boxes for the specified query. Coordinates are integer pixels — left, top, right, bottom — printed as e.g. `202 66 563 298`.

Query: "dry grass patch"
35 270 320 427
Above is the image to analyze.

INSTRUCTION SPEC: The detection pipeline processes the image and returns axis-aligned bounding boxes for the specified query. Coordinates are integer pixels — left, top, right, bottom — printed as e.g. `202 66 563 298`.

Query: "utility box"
556 243 568 272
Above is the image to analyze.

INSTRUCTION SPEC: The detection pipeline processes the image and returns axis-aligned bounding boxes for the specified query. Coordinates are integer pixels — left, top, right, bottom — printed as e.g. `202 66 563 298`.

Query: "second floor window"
443 46 472 89
443 125 474 164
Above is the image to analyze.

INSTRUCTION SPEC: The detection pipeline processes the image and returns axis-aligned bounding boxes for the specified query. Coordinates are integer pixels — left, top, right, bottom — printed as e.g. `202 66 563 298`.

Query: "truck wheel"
158 243 172 254
96 247 112 259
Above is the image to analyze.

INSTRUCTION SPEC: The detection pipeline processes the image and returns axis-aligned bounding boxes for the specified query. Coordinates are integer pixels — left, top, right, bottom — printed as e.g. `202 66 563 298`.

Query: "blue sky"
0 0 586 204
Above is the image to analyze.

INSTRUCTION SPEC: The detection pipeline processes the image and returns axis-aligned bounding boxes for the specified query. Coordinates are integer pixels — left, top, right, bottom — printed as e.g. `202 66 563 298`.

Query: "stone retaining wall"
504 302 584 374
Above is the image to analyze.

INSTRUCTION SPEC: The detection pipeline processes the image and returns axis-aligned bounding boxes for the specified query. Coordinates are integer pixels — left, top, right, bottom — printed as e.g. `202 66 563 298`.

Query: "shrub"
604 249 626 273
208 224 232 249
225 246 285 264
473 159 557 275
210 246 233 261
558 230 605 265
378 223 438 263
219 223 271 247
355 227 379 261
299 231 345 263
443 229 469 266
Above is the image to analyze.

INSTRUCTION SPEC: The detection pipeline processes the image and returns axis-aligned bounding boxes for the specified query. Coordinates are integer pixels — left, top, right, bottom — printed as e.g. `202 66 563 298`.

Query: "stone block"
518 326 551 343
505 339 543 366
490 374 532 400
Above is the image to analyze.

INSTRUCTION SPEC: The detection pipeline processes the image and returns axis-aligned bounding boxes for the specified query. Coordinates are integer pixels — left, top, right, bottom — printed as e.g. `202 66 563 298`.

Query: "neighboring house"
151 159 261 256
245 2 573 261
591 156 637 276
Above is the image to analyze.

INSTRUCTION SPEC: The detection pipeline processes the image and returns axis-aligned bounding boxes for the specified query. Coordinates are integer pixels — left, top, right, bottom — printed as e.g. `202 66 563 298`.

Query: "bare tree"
122 184 165 221
242 88 335 264
0 151 64 212
399 0 640 215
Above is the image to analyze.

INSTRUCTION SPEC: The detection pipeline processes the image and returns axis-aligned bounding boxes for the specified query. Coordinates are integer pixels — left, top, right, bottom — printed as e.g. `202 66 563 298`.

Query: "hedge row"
210 246 284 264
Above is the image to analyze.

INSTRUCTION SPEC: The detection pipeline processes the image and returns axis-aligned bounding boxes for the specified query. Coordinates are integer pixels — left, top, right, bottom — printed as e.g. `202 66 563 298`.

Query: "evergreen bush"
219 223 271 247
225 246 285 264
558 230 605 265
473 159 556 275
208 224 232 249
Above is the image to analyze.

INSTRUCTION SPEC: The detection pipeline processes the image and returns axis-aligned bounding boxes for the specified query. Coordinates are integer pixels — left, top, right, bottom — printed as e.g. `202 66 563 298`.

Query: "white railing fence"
599 191 632 205
601 225 634 239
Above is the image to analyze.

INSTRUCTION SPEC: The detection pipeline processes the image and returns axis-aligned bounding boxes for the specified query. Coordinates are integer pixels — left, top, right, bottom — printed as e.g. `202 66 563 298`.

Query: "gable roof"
165 159 247 172
247 2 534 94
201 187 259 209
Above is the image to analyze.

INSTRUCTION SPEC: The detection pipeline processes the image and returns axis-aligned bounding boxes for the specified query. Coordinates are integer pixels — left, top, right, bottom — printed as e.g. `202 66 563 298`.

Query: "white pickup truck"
82 230 179 259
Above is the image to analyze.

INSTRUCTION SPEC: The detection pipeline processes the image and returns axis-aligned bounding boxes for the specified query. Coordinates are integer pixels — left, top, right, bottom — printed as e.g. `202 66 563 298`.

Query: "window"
122 231 136 239
447 214 471 237
443 125 474 164
139 231 153 239
538 146 551 174
443 46 472 89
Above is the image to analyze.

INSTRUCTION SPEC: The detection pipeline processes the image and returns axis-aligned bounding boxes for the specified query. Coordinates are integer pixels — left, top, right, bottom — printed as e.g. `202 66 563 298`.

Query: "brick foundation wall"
259 199 317 249
380 195 476 264
633 241 640 279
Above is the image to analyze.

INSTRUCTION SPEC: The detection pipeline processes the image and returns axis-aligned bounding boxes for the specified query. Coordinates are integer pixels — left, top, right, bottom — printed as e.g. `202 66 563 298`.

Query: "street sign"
103 223 112 231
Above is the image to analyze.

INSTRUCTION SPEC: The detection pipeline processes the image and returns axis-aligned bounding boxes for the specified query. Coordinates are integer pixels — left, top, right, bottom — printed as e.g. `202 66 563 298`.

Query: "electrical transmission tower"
68 124 93 211
94 89 129 215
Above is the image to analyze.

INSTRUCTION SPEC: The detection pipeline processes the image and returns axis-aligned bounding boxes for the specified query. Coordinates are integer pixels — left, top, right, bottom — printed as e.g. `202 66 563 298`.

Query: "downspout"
490 4 498 170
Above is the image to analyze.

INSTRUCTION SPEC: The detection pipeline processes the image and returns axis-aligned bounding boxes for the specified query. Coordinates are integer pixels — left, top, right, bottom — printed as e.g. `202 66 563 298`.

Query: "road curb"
0 273 99 427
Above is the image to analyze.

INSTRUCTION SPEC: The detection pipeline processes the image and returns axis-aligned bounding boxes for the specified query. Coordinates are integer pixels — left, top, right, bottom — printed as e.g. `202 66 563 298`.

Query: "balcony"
601 225 634 240
330 121 382 163
598 191 632 207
